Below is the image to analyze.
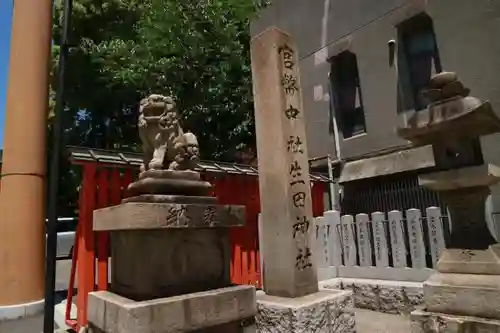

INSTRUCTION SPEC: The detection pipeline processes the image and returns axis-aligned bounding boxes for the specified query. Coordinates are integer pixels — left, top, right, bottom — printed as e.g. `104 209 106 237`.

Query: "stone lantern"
397 72 500 332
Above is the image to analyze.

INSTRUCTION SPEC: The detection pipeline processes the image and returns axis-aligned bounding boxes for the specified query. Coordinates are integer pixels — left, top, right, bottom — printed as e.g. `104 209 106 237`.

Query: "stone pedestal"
127 170 213 197
88 194 256 332
423 273 500 320
88 286 256 333
411 310 500 333
409 165 500 333
110 228 230 301
396 72 500 333
255 290 355 333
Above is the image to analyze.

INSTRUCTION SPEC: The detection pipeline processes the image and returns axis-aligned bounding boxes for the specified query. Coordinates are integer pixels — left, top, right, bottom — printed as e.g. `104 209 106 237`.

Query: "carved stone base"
138 169 201 181
87 286 256 333
93 199 246 300
255 290 355 333
111 228 230 301
128 177 212 197
436 245 500 275
122 194 218 205
93 201 245 231
128 169 213 197
411 309 500 333
423 272 500 320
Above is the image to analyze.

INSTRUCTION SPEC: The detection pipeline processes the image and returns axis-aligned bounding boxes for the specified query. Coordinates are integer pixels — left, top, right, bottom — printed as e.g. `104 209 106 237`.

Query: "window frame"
397 12 442 112
328 50 367 139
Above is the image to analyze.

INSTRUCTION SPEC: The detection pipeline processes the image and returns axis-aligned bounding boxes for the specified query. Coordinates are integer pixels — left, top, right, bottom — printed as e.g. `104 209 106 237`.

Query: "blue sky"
0 0 13 148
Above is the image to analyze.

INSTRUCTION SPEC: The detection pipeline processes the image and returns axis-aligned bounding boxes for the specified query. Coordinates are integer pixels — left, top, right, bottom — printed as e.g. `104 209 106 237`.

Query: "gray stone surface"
355 309 410 333
122 194 218 205
355 214 372 267
406 209 426 269
128 177 213 197
136 94 200 173
0 290 69 332
439 187 497 250
411 309 500 333
0 304 410 333
0 299 44 322
255 290 355 333
340 215 357 267
110 228 231 301
398 97 500 145
371 212 389 268
338 145 435 183
424 273 500 320
88 285 256 333
93 201 245 231
429 72 458 89
322 278 424 315
436 246 500 275
426 207 446 268
418 164 500 192
0 315 45 333
251 27 318 298
394 70 500 330
387 210 408 268
335 266 434 282
138 169 201 181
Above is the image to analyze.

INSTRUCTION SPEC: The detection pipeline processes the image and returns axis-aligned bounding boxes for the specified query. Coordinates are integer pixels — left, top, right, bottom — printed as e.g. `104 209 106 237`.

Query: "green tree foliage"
52 0 267 159
50 0 267 215
123 0 265 160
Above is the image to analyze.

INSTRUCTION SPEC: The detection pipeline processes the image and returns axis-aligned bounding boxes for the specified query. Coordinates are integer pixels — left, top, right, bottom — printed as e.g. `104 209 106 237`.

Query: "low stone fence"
311 207 450 314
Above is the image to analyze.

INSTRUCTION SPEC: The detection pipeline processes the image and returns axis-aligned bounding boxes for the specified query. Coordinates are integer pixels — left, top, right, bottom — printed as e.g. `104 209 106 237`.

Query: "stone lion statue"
138 94 200 172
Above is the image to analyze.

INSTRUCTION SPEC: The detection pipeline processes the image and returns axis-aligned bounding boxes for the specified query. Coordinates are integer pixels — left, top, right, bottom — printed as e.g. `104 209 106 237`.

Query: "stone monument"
87 94 257 333
397 71 500 332
250 27 355 332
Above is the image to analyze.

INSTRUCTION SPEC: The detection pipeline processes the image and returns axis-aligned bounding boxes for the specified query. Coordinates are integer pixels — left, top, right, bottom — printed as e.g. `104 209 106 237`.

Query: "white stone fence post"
312 207 449 281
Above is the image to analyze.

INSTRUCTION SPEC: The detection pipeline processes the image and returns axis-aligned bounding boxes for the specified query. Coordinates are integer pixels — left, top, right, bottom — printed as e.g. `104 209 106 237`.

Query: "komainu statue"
138 94 200 172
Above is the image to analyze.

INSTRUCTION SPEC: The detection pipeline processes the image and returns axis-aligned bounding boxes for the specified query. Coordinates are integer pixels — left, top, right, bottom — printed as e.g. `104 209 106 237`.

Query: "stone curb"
321 278 424 315
0 298 44 322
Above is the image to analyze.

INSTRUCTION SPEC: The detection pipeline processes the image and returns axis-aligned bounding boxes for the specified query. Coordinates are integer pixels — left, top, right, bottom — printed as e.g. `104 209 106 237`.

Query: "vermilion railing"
65 147 327 331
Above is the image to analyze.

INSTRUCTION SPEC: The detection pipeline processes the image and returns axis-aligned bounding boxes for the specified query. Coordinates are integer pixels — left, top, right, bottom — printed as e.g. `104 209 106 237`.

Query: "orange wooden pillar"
0 0 53 313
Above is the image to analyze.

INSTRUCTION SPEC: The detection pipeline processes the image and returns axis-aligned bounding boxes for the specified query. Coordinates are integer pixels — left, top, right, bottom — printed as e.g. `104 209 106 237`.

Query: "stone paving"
0 307 411 333
355 309 411 333
0 314 44 333
0 259 412 333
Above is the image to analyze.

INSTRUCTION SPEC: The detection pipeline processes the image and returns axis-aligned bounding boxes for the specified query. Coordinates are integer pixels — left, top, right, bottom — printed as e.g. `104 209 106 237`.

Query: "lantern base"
423 271 500 320
411 308 500 333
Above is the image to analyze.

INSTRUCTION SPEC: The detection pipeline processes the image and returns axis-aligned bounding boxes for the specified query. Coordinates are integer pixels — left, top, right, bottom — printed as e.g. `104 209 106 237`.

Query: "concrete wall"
250 0 500 164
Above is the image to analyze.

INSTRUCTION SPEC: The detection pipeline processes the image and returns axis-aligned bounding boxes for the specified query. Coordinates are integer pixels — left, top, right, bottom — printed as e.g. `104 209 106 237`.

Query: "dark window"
398 13 442 111
329 51 366 139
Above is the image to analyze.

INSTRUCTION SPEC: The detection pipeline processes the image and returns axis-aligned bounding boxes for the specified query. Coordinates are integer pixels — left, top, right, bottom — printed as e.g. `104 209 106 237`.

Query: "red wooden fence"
65 147 327 331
